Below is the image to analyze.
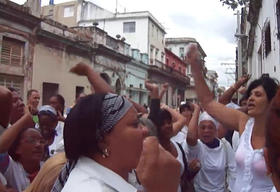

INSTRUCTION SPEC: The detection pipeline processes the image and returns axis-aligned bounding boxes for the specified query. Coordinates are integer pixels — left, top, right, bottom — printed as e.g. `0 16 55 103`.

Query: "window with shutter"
1 37 24 66
0 74 23 97
263 22 271 57
123 22 136 33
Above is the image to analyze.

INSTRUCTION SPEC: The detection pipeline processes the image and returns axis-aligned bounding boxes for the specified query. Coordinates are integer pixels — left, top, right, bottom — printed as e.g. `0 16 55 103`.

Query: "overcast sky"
12 0 238 87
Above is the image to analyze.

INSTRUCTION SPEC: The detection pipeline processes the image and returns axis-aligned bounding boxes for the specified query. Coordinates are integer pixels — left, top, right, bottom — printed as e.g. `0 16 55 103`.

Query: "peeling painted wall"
32 42 92 107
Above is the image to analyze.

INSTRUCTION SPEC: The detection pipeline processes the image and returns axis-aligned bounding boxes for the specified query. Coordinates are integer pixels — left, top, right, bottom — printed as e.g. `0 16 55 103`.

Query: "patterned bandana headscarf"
51 93 132 192
97 93 133 140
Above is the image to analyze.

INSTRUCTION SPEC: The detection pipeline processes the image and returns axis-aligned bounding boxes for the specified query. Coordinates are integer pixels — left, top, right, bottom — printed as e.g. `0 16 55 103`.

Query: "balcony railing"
154 59 186 77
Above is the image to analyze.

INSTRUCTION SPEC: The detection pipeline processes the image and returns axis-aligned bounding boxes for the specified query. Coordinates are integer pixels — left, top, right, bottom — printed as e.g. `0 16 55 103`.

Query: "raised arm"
0 86 12 128
186 103 200 146
186 44 248 134
159 83 168 101
0 112 33 154
218 74 250 105
146 81 160 123
161 104 186 136
70 62 114 94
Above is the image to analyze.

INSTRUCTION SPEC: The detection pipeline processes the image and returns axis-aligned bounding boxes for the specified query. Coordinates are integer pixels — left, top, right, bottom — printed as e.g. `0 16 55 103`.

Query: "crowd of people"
0 44 279 192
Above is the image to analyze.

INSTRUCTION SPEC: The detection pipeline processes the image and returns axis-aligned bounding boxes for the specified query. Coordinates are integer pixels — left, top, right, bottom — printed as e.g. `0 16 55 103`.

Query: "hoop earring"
102 148 110 158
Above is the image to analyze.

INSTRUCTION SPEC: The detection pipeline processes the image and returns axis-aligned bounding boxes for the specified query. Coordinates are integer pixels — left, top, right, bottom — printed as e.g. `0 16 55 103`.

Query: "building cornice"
78 12 166 34
165 48 187 67
0 1 41 28
165 37 207 58
148 65 190 85
37 27 131 63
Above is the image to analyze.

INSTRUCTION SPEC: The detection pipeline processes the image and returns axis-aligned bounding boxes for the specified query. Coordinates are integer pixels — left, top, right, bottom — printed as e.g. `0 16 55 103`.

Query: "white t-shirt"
128 170 144 191
271 187 277 192
187 139 236 192
62 156 137 192
2 156 30 191
0 173 7 186
232 131 240 152
49 121 64 156
171 126 188 145
234 118 273 192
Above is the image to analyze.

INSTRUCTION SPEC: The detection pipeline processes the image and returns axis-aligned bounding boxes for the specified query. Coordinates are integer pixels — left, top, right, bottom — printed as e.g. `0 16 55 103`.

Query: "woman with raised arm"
186 104 236 192
187 44 277 192
0 110 45 191
145 81 199 192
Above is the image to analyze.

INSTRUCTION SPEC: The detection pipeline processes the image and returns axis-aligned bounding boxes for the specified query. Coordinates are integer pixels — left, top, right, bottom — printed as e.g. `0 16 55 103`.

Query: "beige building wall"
32 43 92 108
185 88 197 102
42 1 78 27
148 19 165 64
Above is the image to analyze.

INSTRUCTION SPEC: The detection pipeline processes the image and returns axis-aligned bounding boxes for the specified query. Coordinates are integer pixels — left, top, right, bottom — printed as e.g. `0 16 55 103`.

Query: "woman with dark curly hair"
187 44 278 192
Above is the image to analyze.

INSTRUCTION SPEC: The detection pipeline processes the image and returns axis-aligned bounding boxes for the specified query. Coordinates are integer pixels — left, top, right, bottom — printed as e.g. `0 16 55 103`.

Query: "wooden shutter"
0 74 23 97
1 37 24 66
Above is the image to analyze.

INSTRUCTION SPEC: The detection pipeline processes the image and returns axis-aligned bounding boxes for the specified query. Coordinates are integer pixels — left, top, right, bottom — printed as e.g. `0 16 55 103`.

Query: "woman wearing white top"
47 63 181 192
186 104 236 192
186 44 276 192
16 62 180 192
49 94 66 155
51 93 181 192
145 81 201 192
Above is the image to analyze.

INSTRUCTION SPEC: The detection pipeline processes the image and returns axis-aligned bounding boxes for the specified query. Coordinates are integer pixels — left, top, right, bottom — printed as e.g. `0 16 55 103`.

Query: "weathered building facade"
0 0 136 108
42 1 166 67
165 37 208 102
0 0 40 101
126 49 149 105
238 0 280 81
165 48 186 76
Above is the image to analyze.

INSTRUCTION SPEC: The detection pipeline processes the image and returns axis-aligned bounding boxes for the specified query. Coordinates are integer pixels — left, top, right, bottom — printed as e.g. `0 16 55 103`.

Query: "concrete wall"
165 49 186 75
80 18 149 55
185 87 197 102
125 61 148 105
148 19 165 64
0 20 35 101
166 42 192 75
42 1 79 27
248 0 280 81
79 2 114 21
32 43 92 107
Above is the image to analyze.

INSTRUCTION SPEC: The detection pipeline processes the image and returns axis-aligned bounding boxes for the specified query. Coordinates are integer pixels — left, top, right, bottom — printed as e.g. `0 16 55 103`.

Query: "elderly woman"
186 104 236 192
187 44 276 192
0 113 45 191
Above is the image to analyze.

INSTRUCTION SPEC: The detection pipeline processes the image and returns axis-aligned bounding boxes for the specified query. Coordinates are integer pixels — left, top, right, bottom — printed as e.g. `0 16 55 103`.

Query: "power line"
221 62 236 86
